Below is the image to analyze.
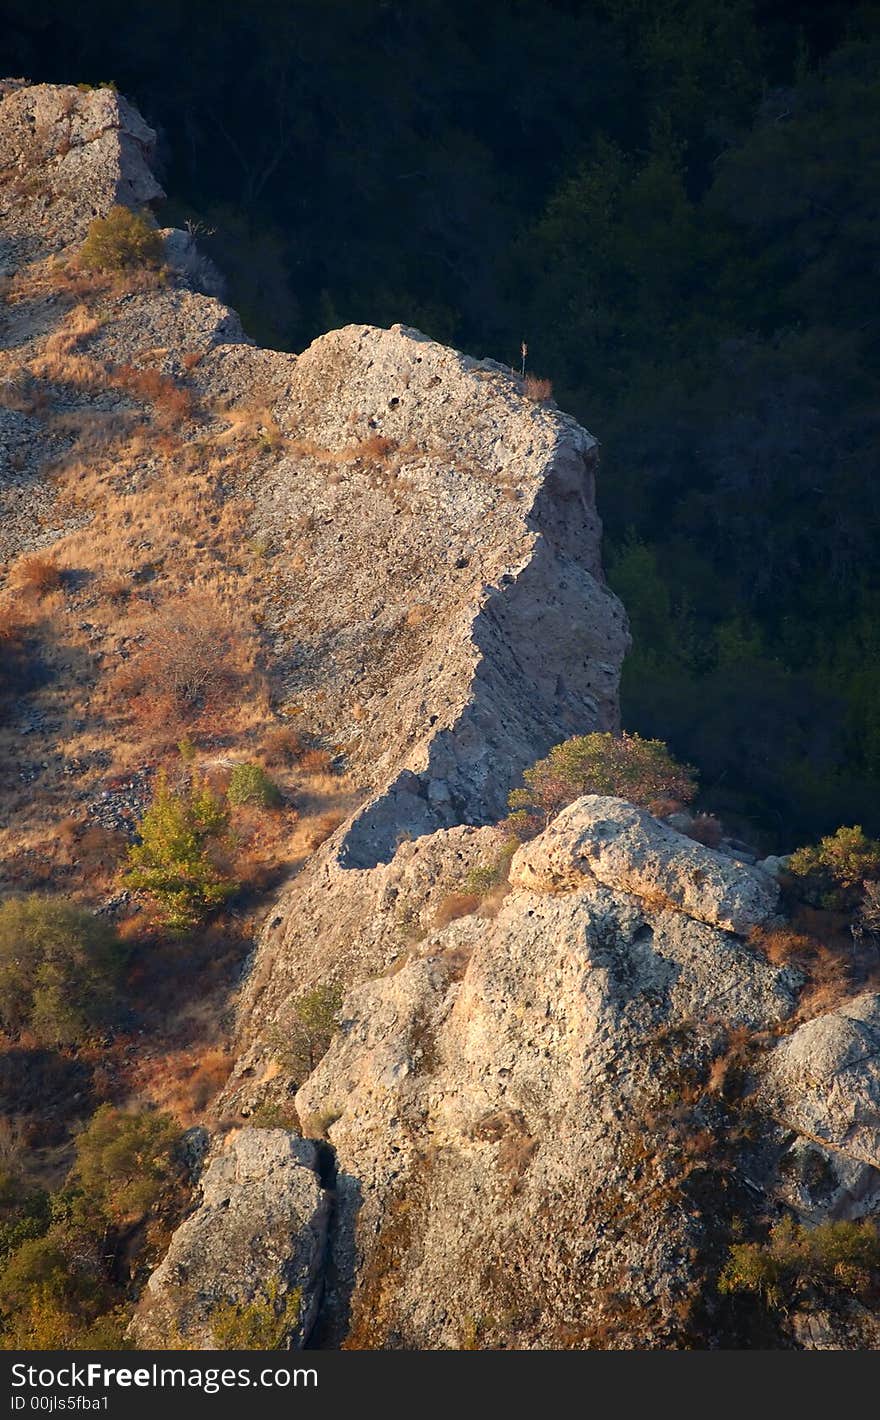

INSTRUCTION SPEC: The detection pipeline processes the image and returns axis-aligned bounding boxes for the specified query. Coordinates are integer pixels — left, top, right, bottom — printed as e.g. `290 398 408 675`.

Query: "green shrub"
0 1233 128 1350
210 1279 302 1349
72 1105 181 1228
124 770 234 931
0 895 124 1046
507 731 697 838
719 1217 880 1310
787 826 880 910
227 762 282 808
273 983 343 1079
0 1174 50 1267
79 205 162 272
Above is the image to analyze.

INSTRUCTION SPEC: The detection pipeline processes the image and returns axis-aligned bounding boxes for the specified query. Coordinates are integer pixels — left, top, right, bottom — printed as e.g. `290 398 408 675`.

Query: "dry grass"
0 606 26 644
523 374 553 401
299 747 334 776
110 594 257 732
434 892 481 928
749 918 875 1021
262 725 305 766
99 573 131 604
110 363 194 424
301 810 346 852
13 553 63 597
133 1046 232 1126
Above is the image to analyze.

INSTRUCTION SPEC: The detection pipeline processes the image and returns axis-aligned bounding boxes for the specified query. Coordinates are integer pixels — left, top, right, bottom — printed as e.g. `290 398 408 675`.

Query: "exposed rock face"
294 797 800 1349
762 994 880 1169
131 1130 330 1349
511 796 780 934
760 995 880 1229
0 81 162 259
1 80 628 850
8 80 878 1352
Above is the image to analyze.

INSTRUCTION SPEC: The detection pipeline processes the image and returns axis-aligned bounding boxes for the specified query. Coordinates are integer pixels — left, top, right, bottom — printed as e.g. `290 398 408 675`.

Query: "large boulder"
130 1130 330 1350
511 796 780 935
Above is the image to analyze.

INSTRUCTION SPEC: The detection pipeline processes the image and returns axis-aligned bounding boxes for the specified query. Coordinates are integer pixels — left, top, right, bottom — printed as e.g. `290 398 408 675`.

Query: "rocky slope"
3 81 879 1352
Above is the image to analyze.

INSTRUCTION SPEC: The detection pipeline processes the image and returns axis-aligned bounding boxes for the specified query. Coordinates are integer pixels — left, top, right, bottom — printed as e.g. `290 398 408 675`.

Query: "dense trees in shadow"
4 0 879 844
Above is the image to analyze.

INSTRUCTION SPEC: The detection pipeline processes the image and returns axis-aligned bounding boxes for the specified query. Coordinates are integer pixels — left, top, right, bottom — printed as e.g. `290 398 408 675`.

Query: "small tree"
124 771 234 931
787 826 880 910
79 205 162 272
72 1105 181 1228
719 1217 880 1311
0 1233 114 1348
0 896 124 1046
273 983 343 1079
507 731 697 838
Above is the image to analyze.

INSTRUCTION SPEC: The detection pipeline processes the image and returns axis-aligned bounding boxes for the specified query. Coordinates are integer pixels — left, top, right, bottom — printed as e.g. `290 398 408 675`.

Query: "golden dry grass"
12 553 63 596
523 374 553 401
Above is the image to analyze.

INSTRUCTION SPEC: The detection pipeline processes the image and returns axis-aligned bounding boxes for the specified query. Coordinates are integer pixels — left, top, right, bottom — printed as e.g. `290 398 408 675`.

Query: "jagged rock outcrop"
1 79 627 846
130 1130 330 1349
293 796 801 1349
7 80 878 1352
511 796 779 934
0 80 162 257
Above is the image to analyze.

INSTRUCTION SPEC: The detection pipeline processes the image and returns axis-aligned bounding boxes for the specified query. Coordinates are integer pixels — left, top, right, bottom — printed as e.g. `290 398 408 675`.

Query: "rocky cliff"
3 82 879 1352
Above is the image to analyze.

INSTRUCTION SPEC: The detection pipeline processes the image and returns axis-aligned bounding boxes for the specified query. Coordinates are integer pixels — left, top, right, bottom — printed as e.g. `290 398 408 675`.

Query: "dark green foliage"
0 1174 50 1267
0 895 125 1046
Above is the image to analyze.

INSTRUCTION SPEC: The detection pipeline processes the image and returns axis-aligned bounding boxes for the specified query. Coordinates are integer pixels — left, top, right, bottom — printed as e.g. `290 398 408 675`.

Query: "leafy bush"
507 731 697 838
79 205 162 272
227 762 282 808
0 896 124 1046
719 1217 880 1310
210 1279 302 1349
72 1105 181 1227
0 1233 113 1349
787 826 880 909
0 1174 50 1267
124 771 234 931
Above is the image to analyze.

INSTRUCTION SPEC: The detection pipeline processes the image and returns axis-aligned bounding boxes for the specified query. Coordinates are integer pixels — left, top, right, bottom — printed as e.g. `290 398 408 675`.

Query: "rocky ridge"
3 81 879 1351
